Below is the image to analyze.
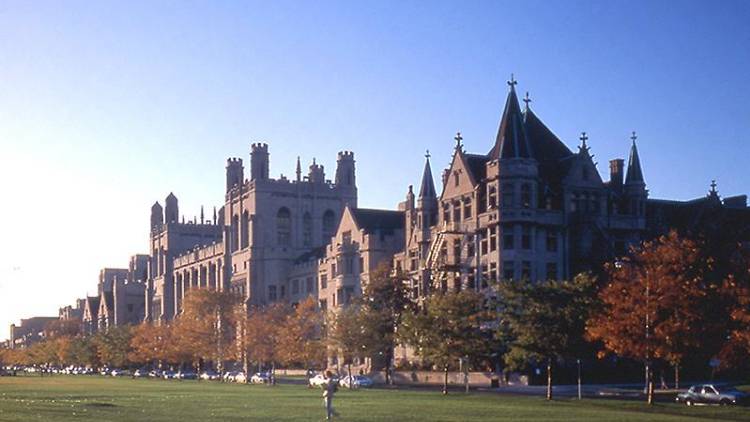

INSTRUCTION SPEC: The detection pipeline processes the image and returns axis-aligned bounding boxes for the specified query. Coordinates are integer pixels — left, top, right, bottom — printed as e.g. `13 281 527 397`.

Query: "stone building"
144 144 358 321
8 317 57 349
393 78 748 299
317 206 405 311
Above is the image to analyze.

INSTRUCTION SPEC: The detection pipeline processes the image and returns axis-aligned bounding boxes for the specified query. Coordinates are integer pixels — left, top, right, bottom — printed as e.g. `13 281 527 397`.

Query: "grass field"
1 375 749 421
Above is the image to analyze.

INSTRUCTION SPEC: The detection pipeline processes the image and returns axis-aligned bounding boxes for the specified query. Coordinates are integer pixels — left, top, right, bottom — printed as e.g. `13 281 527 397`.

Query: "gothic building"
144 144 358 321
394 78 649 296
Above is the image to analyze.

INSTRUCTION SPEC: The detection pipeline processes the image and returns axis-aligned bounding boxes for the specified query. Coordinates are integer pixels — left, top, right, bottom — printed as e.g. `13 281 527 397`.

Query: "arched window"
322 210 336 241
240 210 249 249
277 208 292 246
521 184 532 208
231 214 239 252
302 212 312 247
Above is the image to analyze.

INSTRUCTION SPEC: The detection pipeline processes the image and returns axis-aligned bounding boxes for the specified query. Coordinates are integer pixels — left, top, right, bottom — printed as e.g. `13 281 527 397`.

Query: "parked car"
148 369 163 378
111 369 130 377
676 384 749 406
162 370 177 380
133 369 148 378
250 372 271 384
200 370 221 381
234 372 248 383
339 375 373 388
176 370 198 380
309 373 337 387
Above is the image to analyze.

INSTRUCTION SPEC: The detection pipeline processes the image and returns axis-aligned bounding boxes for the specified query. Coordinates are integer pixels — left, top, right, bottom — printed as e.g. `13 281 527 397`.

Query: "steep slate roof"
464 154 490 183
489 87 533 160
523 108 573 162
350 208 404 234
625 141 645 184
85 296 100 319
418 157 437 199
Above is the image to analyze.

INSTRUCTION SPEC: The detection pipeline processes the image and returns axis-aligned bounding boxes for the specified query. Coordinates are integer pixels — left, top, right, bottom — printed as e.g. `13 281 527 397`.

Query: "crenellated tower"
226 158 244 192
250 143 269 181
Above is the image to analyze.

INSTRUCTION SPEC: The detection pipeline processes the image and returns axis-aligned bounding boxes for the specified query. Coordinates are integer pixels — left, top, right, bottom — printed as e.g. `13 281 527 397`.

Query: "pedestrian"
322 370 339 421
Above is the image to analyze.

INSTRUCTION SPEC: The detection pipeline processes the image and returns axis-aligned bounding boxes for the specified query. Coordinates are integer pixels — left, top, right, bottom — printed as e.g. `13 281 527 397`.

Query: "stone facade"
8 317 57 349
143 145 358 321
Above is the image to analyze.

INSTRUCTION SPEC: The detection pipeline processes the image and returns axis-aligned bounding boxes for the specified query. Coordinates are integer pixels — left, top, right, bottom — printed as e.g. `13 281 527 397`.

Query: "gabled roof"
625 141 645 184
418 157 436 199
350 208 404 234
523 108 573 162
489 87 533 160
464 154 489 183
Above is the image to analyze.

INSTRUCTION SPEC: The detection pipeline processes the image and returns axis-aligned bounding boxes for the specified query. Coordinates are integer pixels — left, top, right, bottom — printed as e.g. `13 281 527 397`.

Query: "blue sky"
1 0 748 340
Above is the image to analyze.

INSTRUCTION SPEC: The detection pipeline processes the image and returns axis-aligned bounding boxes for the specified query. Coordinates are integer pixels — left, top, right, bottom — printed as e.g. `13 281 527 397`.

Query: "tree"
357 263 412 382
278 297 325 369
399 290 497 394
328 304 364 385
68 336 98 368
587 231 712 404
44 320 81 339
497 274 598 400
92 326 133 368
129 323 172 368
172 289 239 371
238 303 289 383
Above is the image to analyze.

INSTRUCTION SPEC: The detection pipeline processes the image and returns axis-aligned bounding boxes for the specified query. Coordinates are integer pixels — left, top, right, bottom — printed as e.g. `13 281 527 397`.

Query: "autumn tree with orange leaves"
587 231 719 403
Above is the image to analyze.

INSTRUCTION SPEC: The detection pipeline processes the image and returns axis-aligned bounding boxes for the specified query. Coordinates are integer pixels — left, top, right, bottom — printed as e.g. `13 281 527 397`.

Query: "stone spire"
625 131 645 185
200 205 205 224
489 74 533 160
213 206 218 225
418 150 437 200
296 156 302 182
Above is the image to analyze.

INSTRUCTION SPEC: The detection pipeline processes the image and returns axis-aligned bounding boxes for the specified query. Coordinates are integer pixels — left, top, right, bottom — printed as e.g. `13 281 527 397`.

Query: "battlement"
337 150 355 160
226 157 243 165
251 142 269 152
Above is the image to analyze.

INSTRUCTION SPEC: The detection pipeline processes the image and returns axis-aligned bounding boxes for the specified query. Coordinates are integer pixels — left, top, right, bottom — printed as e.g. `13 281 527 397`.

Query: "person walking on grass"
322 370 339 421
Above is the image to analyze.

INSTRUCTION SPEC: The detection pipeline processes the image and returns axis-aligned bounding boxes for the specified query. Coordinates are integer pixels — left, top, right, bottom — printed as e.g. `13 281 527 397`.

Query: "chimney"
609 159 624 187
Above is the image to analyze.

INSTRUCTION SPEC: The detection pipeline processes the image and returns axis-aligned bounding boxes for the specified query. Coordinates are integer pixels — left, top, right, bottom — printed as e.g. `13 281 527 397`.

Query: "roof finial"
523 91 531 110
507 73 517 91
630 131 638 144
710 179 718 194
579 131 589 150
425 149 431 160
454 132 463 149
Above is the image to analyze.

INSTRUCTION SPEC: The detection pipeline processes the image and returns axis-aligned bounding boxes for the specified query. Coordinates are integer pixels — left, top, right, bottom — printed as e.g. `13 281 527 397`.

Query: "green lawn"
0 375 749 421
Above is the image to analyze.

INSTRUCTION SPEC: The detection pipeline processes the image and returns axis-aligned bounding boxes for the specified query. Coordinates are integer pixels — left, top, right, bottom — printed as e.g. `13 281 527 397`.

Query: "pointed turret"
296 156 302 182
489 75 533 160
418 151 437 202
625 132 645 185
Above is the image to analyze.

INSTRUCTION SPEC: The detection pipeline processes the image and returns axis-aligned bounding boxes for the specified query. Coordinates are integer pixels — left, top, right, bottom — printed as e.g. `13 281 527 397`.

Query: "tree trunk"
442 365 449 395
647 377 654 405
674 364 679 390
348 363 353 389
546 358 552 401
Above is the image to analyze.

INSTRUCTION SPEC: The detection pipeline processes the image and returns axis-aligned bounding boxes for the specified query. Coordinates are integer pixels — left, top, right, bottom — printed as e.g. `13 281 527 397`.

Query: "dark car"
676 384 749 406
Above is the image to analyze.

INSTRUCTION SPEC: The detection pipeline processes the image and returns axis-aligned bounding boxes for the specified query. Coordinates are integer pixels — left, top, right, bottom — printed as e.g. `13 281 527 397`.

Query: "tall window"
502 183 514 207
277 207 291 246
546 230 558 252
320 274 328 290
521 184 532 208
488 186 497 209
322 210 336 241
302 212 312 247
231 215 239 252
521 261 532 280
452 201 461 222
503 261 515 280
489 226 497 252
241 210 249 248
502 225 514 249
463 198 472 220
268 285 277 301
522 225 532 249
443 203 451 222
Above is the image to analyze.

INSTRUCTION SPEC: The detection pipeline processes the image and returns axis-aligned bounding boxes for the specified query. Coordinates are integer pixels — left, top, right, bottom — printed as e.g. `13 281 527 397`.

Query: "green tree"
357 263 412 382
93 326 133 368
328 304 364 385
399 290 497 394
498 274 598 400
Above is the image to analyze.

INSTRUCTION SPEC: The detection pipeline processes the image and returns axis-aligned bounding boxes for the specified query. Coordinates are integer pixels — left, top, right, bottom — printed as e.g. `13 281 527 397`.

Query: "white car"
339 375 373 388
234 372 248 383
250 372 270 384
200 370 221 381
309 373 337 387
